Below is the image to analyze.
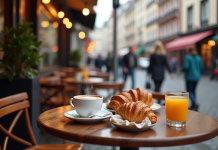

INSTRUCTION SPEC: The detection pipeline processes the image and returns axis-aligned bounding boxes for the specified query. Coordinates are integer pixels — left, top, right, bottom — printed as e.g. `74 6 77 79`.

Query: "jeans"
186 81 198 107
124 69 135 89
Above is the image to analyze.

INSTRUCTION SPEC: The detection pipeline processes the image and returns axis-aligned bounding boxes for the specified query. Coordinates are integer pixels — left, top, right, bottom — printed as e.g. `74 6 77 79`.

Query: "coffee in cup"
69 95 103 118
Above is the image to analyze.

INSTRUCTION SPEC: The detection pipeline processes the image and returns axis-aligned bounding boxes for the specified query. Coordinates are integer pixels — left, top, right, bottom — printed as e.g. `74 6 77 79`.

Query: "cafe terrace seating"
0 92 84 150
92 81 124 102
40 76 69 112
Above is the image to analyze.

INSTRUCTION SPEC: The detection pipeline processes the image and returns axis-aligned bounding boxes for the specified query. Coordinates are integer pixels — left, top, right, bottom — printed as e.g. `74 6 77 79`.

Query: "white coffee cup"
69 95 103 118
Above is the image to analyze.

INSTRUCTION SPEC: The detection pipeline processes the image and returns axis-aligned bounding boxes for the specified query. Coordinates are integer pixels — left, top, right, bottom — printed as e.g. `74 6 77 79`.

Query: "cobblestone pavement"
40 69 218 150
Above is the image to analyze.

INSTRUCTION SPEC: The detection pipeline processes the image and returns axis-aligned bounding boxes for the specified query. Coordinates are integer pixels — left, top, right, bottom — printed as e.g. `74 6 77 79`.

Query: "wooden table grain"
37 105 218 149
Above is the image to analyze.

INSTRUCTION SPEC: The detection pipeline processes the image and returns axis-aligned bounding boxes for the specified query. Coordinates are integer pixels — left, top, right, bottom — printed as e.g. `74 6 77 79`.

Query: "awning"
134 46 144 55
165 30 213 51
65 0 97 29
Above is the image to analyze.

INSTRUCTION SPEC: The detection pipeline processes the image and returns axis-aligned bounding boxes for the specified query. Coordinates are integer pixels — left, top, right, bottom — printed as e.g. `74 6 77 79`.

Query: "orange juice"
82 72 88 79
165 96 188 122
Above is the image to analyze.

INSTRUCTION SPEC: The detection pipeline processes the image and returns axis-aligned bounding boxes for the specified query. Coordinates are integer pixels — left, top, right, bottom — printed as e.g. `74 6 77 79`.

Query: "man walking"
122 47 137 89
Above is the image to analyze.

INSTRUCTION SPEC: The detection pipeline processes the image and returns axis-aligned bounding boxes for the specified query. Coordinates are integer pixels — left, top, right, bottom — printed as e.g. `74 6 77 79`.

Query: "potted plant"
69 48 82 67
0 20 42 147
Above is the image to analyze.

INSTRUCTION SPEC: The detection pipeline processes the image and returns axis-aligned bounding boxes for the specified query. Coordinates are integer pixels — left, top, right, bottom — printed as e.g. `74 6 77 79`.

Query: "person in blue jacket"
181 47 203 111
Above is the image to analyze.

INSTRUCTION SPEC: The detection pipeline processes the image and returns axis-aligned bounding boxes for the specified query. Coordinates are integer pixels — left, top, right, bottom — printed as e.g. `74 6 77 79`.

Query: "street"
41 69 218 150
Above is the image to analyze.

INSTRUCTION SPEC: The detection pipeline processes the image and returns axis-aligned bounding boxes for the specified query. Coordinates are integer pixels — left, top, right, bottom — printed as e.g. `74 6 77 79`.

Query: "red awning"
165 30 213 51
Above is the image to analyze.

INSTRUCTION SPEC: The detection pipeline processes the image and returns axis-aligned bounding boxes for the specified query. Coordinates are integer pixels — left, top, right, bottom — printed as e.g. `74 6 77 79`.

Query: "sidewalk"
40 69 218 150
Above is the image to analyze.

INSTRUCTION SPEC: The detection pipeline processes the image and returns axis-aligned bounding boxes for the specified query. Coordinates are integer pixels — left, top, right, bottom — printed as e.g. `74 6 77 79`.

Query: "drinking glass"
165 91 189 127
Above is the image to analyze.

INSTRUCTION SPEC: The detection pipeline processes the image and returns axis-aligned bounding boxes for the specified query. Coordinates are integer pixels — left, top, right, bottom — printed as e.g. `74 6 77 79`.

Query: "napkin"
110 115 152 128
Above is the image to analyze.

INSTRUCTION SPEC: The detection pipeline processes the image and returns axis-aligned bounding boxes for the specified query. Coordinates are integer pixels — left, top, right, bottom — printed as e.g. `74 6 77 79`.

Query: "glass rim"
165 91 189 94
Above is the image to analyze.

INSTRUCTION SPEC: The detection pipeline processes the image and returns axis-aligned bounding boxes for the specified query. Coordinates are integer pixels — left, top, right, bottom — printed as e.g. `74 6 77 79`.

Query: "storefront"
0 0 97 74
165 30 218 74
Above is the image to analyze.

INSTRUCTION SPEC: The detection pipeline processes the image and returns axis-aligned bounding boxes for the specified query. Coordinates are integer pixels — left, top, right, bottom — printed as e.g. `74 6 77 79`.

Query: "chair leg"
64 140 68 144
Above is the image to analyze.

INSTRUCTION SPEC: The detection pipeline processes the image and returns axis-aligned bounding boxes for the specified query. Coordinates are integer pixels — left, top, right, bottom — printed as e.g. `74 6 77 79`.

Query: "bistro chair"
40 76 69 112
92 81 124 102
52 71 77 98
0 92 83 150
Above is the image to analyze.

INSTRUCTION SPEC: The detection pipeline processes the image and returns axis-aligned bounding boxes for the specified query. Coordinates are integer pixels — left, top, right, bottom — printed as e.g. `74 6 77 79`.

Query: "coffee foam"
75 95 102 99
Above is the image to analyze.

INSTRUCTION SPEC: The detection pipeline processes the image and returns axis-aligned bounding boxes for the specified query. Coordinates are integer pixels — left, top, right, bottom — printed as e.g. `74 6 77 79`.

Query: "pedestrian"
147 41 174 104
95 54 104 70
170 56 177 73
122 46 137 89
105 52 113 72
181 47 203 111
86 56 92 66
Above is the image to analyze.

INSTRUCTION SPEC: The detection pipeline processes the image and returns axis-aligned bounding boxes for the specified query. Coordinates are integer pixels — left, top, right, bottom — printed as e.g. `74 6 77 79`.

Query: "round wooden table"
62 77 104 95
37 105 218 150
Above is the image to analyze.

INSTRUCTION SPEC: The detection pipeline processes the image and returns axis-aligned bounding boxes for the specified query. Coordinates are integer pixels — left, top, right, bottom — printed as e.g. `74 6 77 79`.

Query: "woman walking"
147 41 174 103
181 47 203 111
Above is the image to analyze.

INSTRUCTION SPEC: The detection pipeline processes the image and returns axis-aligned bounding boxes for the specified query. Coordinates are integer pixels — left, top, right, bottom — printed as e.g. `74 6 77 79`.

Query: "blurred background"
1 0 218 150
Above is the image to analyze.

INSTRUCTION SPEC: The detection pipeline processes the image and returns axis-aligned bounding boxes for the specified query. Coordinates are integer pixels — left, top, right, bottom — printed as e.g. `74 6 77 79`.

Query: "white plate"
64 109 112 123
150 103 161 110
111 122 156 131
103 102 161 112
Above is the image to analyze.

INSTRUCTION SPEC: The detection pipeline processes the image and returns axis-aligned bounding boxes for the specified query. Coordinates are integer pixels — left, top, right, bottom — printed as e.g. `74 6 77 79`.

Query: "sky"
94 0 129 28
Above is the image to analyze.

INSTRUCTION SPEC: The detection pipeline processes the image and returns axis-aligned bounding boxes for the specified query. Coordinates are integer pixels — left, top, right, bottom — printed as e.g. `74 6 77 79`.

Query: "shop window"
0 0 4 59
201 44 211 68
39 11 58 70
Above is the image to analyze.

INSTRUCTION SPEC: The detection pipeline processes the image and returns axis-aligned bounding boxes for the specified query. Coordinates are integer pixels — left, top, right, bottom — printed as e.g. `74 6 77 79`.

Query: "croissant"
107 88 153 110
116 101 157 124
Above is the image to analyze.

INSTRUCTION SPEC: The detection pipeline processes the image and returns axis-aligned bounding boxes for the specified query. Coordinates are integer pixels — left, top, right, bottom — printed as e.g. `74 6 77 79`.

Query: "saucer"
64 109 112 123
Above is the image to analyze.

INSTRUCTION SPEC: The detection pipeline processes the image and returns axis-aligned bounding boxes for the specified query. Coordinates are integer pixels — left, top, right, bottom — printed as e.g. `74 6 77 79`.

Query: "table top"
37 105 218 147
62 77 104 84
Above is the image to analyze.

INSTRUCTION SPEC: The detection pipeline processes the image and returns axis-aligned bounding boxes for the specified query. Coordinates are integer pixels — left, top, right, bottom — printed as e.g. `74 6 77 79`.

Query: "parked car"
137 57 150 69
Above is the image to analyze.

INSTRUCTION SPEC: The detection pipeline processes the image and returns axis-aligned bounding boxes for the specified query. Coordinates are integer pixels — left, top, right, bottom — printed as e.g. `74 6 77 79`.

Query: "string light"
53 22 59 28
66 22 73 29
41 21 49 28
58 11 65 18
82 8 90 16
42 0 50 4
78 31 86 39
63 18 69 24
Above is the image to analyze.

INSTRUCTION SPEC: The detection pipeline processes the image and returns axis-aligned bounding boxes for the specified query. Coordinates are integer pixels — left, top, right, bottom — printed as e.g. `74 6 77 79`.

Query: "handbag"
145 78 151 89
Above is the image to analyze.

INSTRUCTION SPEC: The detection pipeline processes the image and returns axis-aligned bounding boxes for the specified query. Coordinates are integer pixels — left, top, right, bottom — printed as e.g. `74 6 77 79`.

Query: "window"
175 0 178 8
39 11 59 69
201 0 209 26
170 0 173 11
0 0 4 43
174 20 178 33
0 0 4 59
187 6 193 31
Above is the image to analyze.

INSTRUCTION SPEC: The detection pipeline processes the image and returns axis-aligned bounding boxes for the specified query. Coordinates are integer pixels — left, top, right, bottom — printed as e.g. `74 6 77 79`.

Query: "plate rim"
64 109 112 121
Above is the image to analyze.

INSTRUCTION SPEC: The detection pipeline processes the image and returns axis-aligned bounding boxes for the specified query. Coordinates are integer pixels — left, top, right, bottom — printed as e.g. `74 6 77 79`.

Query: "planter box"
0 77 40 150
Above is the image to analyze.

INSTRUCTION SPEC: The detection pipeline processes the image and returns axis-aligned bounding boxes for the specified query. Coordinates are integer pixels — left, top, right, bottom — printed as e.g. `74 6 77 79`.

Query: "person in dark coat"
123 47 138 89
95 55 103 70
147 41 174 103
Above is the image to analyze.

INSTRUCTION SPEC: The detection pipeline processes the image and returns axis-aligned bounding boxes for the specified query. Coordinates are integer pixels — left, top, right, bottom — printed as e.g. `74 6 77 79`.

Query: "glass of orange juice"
165 91 189 127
